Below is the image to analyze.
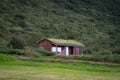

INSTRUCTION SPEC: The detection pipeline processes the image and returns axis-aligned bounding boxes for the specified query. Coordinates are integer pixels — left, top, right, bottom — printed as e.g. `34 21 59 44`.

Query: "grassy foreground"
0 54 120 80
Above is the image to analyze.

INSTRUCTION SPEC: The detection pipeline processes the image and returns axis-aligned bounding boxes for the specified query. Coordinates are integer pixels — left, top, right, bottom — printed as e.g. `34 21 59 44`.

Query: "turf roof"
48 38 85 47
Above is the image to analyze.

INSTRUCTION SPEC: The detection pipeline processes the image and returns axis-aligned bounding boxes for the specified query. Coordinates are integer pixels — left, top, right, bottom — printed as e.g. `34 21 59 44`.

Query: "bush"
0 48 23 55
71 54 120 63
7 49 23 55
56 54 120 63
22 50 40 57
37 50 55 56
24 46 55 56
53 55 73 60
0 47 40 57
95 50 112 56
107 54 120 63
8 36 26 49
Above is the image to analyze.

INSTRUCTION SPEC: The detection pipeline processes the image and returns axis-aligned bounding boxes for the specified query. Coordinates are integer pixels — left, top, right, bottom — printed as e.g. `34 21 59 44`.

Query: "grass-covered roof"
48 38 85 47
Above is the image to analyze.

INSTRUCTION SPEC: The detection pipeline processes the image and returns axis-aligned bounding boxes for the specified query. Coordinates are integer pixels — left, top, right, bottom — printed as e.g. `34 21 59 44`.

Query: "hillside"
0 0 120 54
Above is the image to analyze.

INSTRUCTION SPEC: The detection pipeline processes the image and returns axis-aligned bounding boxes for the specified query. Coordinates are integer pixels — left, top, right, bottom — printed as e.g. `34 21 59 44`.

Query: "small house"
36 39 85 55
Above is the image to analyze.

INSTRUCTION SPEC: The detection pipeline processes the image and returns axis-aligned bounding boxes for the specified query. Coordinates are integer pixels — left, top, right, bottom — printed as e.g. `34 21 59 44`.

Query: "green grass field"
0 54 120 80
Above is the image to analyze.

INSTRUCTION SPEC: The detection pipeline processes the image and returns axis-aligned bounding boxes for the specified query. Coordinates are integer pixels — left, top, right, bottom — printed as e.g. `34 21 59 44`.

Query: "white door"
66 47 69 56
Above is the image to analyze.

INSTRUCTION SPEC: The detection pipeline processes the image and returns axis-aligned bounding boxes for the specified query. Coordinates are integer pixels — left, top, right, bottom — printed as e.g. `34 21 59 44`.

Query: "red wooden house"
36 39 85 55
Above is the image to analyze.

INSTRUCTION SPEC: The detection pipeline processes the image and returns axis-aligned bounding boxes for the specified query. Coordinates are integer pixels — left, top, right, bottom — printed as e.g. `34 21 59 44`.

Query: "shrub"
0 48 23 55
8 36 26 49
37 50 55 56
53 55 73 60
56 54 120 63
24 46 55 56
107 54 120 63
7 49 23 55
73 54 120 63
22 50 40 57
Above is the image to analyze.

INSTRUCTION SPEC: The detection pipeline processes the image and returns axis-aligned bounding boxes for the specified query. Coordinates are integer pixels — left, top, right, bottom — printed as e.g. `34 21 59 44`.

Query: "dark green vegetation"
0 0 120 54
8 36 26 49
0 53 120 80
1 46 120 63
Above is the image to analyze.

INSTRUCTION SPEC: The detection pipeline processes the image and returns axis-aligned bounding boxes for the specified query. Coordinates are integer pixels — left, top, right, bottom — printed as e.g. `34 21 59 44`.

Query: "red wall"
73 47 82 55
37 39 52 51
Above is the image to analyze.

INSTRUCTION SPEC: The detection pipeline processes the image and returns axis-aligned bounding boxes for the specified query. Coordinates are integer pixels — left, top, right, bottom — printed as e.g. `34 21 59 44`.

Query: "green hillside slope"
0 0 120 54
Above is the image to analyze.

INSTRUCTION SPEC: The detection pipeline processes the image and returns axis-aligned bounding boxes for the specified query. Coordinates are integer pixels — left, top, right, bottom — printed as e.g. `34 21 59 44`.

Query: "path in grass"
0 54 120 80
0 63 120 80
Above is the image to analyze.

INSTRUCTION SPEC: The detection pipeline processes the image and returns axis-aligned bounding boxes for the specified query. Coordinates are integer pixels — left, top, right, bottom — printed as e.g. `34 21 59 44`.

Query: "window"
52 47 62 52
52 47 56 52
57 47 62 52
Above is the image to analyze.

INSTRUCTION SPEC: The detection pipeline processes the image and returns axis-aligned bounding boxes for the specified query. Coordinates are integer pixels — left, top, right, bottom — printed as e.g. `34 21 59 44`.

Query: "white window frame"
51 47 62 52
57 47 62 52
